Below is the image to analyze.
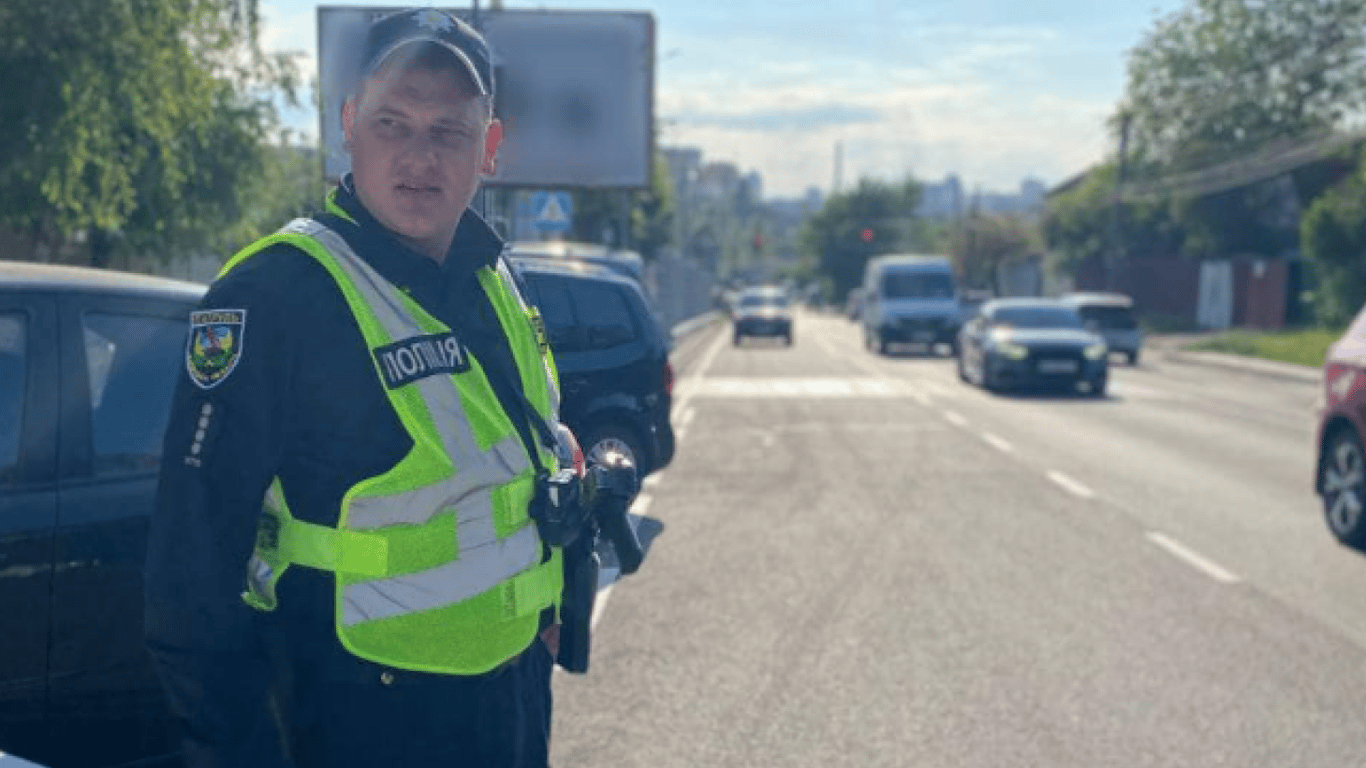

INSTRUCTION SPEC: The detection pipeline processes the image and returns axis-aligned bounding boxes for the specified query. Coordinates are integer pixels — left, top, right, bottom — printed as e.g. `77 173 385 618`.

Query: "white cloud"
657 23 1117 196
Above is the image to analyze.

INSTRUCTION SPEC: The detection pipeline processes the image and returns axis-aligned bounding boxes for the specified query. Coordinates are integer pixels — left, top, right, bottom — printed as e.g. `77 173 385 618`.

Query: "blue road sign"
531 191 573 233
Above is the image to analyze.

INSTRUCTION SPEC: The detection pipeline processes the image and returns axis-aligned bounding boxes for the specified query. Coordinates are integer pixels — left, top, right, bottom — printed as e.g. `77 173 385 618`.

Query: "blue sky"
261 0 1185 197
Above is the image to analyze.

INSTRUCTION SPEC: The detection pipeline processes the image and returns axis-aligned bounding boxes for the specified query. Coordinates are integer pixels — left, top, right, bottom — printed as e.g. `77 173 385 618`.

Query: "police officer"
144 9 563 768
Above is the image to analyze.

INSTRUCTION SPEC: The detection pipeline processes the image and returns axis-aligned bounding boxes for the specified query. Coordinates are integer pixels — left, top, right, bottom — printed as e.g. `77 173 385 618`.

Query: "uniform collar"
327 176 504 280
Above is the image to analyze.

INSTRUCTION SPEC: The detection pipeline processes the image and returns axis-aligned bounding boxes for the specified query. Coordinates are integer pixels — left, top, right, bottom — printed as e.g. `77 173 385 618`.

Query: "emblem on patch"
186 309 246 389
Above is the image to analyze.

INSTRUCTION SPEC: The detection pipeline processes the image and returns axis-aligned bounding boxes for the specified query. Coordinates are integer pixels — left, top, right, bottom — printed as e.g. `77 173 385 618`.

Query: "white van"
861 254 960 356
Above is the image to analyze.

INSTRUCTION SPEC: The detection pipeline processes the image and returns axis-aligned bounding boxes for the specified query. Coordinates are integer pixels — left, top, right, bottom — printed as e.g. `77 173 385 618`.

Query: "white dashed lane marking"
1047 470 1095 499
982 432 1014 453
943 410 968 427
1146 532 1241 584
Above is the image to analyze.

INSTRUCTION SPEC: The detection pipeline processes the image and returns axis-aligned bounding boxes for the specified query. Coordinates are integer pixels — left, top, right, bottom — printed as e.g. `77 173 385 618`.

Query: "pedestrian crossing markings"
691 377 913 399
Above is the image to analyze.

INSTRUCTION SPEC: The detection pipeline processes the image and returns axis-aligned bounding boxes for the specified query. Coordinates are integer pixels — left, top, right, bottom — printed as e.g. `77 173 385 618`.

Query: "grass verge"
1186 328 1342 368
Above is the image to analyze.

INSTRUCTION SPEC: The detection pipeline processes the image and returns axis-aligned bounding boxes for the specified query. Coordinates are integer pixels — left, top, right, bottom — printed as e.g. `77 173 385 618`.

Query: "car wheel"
877 336 891 356
1127 350 1139 366
957 354 969 382
582 422 650 479
1322 428 1366 548
783 333 794 346
1089 377 1107 397
732 333 742 347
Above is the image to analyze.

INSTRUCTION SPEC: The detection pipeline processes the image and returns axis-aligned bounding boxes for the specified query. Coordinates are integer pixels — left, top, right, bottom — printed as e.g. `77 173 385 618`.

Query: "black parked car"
957 298 1109 396
1 261 203 768
509 257 675 477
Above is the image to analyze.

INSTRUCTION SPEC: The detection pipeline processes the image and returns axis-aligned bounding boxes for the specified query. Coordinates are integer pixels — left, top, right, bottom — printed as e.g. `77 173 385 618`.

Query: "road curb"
1160 347 1322 384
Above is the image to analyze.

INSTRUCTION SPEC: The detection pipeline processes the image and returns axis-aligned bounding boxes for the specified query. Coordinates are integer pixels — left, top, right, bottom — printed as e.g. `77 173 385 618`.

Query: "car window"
0 313 26 485
1077 305 1137 330
882 272 954 299
81 312 187 478
739 293 788 309
527 277 585 354
991 307 1083 329
571 282 638 350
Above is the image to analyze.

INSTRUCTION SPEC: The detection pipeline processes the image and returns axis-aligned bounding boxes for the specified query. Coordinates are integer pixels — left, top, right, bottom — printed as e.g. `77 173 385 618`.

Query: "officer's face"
343 63 502 262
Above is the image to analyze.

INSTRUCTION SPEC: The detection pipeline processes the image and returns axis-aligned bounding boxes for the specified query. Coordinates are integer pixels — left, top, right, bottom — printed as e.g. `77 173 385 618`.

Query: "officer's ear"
481 118 503 176
342 97 357 153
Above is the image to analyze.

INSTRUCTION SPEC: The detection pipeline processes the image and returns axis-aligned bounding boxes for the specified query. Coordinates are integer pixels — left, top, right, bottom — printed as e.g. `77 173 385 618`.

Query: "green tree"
949 212 1041 293
568 151 675 259
1301 151 1366 327
629 152 676 261
0 0 301 266
1042 163 1183 281
799 178 921 299
1125 0 1366 172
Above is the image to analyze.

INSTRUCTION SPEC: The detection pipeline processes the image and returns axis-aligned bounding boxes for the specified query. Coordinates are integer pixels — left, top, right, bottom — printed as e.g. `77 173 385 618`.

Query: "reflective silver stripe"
345 434 528 531
282 220 516 529
341 524 541 625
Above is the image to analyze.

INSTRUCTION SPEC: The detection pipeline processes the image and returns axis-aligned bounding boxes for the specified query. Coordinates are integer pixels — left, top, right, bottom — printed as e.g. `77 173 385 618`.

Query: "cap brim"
367 37 489 96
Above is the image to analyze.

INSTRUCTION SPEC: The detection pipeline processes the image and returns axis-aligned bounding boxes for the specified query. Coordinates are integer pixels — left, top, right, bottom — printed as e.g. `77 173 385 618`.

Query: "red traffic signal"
860 228 874 243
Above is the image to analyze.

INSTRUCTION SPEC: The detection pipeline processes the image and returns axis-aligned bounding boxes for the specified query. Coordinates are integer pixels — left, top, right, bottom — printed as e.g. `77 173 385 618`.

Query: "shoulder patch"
187 309 246 389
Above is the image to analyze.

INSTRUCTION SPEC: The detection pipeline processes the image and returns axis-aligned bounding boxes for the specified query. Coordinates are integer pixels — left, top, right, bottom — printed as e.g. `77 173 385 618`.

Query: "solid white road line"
943 410 968 427
982 432 1015 453
1047 470 1096 499
1146 532 1242 584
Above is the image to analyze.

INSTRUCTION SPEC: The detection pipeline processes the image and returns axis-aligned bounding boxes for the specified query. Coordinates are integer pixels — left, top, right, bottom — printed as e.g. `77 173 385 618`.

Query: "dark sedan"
957 299 1109 396
1 261 202 768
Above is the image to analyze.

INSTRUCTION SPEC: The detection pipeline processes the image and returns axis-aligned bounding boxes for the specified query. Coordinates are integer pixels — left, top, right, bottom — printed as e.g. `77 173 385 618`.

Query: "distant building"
740 172 764 204
804 186 824 212
662 146 703 203
918 174 1047 219
696 162 741 201
917 175 964 220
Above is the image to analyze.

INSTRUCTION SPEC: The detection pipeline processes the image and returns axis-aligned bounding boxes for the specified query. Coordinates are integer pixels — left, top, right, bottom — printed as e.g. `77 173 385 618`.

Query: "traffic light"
860 228 874 243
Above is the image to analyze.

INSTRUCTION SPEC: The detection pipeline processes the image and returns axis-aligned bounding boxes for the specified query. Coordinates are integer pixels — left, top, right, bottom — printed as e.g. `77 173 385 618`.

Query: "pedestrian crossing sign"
532 191 572 232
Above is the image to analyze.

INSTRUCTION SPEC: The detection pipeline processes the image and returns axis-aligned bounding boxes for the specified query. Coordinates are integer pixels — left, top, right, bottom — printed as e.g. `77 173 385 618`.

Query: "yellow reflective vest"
227 215 563 676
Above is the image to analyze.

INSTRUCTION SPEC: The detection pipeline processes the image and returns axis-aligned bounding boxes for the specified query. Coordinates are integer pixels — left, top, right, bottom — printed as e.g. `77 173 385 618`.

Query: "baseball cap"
358 8 493 96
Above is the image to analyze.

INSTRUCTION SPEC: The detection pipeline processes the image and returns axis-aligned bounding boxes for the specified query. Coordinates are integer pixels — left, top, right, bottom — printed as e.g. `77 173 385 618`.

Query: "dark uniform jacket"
144 179 554 768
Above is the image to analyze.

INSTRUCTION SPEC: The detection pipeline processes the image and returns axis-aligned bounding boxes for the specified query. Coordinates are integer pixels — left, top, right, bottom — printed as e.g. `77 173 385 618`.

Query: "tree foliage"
799 178 921 300
1301 149 1366 327
948 212 1041 293
568 151 675 260
0 0 302 265
1043 163 1184 278
1125 0 1366 172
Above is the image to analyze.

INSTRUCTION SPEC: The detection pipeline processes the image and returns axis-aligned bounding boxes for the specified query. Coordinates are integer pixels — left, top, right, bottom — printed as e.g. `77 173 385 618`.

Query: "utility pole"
1107 110 1134 292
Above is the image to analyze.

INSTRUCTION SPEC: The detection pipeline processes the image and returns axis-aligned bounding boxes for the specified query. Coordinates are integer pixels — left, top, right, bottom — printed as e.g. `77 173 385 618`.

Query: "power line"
1121 127 1365 201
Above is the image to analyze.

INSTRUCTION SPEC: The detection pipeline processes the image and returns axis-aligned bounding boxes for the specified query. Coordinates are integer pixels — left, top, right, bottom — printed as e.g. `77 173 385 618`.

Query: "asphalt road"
552 309 1366 768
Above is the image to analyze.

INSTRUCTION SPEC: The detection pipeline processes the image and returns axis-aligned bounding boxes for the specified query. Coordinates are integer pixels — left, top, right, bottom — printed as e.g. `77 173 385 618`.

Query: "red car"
1317 306 1366 549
